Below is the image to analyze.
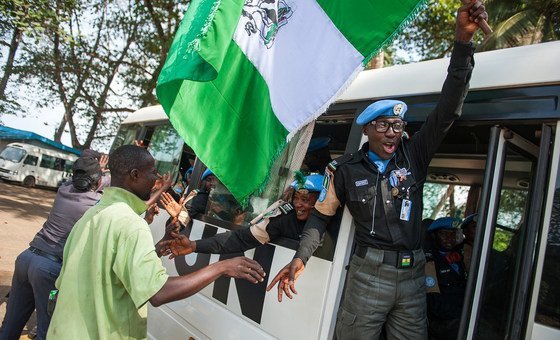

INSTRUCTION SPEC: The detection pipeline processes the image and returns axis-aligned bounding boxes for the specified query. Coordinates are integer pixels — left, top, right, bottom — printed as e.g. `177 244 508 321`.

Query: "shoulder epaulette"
328 153 354 172
279 202 293 214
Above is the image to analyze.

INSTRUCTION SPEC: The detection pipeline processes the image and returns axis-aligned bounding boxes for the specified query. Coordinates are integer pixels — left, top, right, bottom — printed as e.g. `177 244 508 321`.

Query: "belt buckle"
397 251 414 269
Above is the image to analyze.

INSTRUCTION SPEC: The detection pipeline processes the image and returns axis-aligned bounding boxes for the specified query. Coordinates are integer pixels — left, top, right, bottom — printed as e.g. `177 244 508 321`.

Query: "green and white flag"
157 0 426 204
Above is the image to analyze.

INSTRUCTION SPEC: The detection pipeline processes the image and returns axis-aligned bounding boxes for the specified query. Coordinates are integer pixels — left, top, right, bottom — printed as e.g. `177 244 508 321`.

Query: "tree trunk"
0 28 22 100
53 114 68 142
430 185 455 219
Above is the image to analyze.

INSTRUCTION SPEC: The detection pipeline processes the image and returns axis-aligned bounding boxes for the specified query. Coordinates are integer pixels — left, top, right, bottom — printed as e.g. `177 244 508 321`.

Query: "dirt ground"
0 180 56 338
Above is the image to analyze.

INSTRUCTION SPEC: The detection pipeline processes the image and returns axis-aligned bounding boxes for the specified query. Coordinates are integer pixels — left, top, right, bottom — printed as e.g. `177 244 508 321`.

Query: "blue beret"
201 168 214 180
460 213 478 229
290 174 324 193
356 100 407 126
307 137 331 152
428 217 462 233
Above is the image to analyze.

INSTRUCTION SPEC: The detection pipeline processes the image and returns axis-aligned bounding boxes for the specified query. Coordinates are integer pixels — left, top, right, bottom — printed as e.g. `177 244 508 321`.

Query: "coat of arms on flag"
157 0 427 205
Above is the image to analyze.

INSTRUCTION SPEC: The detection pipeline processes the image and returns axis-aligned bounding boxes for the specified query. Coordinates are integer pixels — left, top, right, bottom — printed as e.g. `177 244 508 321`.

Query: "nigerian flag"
157 0 426 204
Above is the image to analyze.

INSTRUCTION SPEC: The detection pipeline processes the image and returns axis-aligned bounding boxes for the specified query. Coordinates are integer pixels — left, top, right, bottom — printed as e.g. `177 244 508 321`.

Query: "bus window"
0 146 26 163
40 154 56 169
64 160 74 173
494 188 527 251
146 124 184 176
112 124 140 150
475 145 533 339
422 183 470 220
23 155 38 166
54 158 66 171
535 176 560 328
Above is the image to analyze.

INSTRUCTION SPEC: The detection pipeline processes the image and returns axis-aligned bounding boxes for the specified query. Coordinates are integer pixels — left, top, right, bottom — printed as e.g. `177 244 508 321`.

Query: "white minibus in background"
113 41 560 339
0 142 78 188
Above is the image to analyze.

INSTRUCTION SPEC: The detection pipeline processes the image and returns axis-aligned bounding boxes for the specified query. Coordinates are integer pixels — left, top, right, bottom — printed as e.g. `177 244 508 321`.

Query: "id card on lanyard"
400 199 412 221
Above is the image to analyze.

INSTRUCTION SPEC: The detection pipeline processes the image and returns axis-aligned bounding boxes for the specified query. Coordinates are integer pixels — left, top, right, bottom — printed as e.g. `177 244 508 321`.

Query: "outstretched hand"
220 256 266 284
98 154 109 173
157 231 195 259
266 258 305 302
160 192 184 218
146 172 174 206
144 203 159 224
160 172 173 191
455 0 488 42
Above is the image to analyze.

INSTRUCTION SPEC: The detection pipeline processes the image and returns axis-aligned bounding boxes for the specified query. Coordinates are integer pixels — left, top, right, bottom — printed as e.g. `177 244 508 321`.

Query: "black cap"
81 149 102 160
73 157 101 177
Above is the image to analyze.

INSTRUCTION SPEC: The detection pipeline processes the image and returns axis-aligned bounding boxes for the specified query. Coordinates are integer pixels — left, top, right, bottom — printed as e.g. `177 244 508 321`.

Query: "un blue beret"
428 217 462 233
356 100 407 126
307 137 331 152
201 168 214 180
290 174 324 193
460 213 478 229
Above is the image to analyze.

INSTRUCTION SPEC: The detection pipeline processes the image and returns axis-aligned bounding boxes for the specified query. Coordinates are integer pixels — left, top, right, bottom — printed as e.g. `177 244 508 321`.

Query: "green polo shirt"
47 187 168 340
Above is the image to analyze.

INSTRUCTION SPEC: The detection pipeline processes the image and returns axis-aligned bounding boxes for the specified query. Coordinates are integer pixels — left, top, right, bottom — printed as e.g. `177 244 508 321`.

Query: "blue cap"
307 137 331 152
185 167 193 175
428 217 462 233
201 168 214 180
460 213 478 229
356 100 407 126
290 174 324 193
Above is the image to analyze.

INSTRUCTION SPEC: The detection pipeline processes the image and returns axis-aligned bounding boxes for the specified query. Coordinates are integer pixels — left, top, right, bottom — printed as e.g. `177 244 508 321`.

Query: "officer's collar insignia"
393 103 404 116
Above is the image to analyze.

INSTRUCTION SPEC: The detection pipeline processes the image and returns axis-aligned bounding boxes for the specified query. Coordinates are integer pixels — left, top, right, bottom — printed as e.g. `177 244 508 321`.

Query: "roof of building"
0 125 81 155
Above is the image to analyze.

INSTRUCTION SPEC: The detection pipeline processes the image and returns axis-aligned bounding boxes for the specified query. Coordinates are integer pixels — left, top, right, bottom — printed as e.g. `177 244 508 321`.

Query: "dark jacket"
295 41 475 264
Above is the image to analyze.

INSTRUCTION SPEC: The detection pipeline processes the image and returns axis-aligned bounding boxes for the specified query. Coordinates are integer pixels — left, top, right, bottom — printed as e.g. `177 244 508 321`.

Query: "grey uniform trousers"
335 247 427 340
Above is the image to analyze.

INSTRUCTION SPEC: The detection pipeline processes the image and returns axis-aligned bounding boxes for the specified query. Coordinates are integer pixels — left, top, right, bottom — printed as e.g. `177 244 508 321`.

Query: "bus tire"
23 176 36 188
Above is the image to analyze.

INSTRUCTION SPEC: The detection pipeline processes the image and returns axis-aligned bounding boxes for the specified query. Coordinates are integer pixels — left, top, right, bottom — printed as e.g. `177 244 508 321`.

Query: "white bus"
113 40 560 339
0 142 78 188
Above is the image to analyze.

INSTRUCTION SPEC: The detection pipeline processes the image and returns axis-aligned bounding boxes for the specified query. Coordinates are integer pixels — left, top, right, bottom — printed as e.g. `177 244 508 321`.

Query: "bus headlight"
10 170 18 175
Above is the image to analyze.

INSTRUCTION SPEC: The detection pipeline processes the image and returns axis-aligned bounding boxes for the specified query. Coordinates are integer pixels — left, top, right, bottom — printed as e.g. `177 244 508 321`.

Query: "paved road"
0 180 56 338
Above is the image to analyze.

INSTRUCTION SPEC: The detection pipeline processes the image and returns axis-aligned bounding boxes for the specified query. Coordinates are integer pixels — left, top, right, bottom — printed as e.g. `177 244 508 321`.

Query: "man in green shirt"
47 145 265 339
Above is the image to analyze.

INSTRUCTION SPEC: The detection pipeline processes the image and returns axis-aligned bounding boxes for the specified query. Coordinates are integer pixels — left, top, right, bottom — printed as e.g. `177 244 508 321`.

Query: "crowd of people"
0 1 489 339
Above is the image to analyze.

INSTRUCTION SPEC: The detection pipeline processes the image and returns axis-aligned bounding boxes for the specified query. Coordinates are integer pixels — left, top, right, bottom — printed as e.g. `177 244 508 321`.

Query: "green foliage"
387 0 560 63
493 228 513 252
0 0 72 37
0 0 190 149
479 0 560 51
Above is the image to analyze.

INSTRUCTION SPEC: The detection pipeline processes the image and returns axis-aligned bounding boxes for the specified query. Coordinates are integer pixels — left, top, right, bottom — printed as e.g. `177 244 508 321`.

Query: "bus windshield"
0 146 27 163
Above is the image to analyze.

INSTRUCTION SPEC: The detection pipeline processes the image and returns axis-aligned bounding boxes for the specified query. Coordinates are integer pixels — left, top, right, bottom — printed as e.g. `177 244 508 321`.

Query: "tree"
478 0 560 51
17 0 190 150
389 0 560 63
0 0 74 114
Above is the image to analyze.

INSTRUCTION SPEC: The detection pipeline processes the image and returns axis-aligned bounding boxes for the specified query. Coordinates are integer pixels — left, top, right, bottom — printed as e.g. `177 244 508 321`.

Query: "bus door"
459 125 554 339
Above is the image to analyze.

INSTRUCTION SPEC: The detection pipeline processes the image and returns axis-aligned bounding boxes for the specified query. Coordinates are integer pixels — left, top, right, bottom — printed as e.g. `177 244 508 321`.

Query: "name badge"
400 199 412 221
355 179 368 187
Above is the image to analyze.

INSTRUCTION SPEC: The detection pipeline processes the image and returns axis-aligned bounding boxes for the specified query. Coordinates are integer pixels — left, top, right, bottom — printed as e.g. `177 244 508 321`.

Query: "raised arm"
145 172 173 207
149 256 266 307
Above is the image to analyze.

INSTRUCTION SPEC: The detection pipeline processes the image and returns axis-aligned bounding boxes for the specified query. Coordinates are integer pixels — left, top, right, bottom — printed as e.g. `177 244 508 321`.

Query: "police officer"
425 218 467 340
460 213 478 271
187 168 216 220
158 173 324 256
267 2 488 339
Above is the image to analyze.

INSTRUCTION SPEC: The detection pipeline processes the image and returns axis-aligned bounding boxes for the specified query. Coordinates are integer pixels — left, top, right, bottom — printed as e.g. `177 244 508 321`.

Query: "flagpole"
461 0 492 36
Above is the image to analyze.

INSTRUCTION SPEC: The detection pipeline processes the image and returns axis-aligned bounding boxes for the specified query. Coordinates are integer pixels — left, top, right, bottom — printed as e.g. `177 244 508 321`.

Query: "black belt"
354 245 415 269
29 247 62 263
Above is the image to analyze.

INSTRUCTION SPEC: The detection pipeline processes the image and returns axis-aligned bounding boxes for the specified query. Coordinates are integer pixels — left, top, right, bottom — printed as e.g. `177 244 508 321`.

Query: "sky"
2 105 73 147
